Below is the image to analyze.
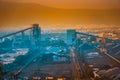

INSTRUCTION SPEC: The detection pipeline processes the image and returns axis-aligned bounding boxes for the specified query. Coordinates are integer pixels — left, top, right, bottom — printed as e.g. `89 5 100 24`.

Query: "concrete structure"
67 30 76 45
32 24 41 40
32 24 41 48
0 24 41 48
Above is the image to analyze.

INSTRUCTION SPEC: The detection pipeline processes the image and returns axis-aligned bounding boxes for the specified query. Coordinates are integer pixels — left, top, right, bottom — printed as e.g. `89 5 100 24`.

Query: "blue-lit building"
67 29 76 45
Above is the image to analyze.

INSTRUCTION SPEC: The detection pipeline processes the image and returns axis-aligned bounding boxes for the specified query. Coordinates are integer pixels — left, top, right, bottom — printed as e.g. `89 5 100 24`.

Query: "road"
70 47 83 80
103 49 120 66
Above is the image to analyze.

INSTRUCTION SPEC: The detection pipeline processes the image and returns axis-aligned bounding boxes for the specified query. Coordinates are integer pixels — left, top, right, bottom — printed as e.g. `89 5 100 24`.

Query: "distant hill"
0 2 120 30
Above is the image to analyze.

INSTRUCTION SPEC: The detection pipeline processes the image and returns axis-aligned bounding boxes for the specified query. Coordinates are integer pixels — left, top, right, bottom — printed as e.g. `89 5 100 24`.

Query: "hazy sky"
0 0 120 30
1 0 120 9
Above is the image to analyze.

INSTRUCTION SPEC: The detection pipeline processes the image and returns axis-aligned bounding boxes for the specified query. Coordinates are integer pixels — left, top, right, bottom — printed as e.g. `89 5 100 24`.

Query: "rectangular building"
67 30 76 45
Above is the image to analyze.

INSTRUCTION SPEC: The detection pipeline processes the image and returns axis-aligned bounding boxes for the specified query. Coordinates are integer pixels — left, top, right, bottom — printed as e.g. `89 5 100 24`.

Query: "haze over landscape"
0 0 120 30
1 1 120 80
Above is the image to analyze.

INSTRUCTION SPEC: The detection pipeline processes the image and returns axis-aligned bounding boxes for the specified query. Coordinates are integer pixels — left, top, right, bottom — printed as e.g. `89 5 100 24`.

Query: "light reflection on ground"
0 48 29 64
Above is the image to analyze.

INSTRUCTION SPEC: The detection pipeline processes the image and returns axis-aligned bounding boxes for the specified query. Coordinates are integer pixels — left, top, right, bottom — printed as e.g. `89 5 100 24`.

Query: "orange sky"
0 0 120 30
1 0 120 9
